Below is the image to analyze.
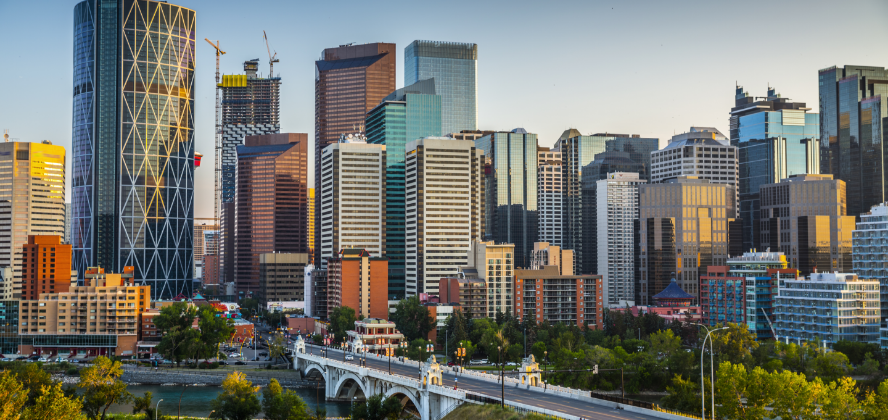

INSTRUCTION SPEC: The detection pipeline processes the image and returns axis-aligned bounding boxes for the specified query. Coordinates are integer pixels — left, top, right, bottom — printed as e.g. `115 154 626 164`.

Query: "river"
106 385 352 418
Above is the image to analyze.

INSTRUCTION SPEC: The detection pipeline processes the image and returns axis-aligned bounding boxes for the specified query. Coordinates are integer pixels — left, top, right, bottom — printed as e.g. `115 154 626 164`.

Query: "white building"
538 147 563 247
405 137 484 296
650 127 737 190
589 172 645 307
774 272 880 347
319 134 386 268
852 202 888 348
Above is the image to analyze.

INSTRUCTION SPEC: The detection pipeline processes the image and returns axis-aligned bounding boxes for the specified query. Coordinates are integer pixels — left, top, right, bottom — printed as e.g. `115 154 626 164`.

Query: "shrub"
66 367 79 376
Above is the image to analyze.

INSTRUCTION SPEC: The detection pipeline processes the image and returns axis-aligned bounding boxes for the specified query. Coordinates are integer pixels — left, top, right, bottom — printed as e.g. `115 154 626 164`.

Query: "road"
307 345 660 420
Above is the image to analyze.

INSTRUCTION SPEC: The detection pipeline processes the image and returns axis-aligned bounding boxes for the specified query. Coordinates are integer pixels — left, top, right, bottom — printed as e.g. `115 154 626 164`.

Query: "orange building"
327 249 388 320
514 266 604 328
21 235 73 300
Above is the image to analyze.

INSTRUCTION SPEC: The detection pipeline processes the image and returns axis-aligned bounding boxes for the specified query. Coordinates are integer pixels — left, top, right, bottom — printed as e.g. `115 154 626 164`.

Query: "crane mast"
204 38 226 287
263 31 279 78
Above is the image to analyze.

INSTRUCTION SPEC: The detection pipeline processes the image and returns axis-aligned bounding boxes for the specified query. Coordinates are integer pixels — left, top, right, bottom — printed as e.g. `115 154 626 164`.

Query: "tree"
198 306 235 361
262 378 310 420
862 380 888 420
132 391 155 420
531 341 547 362
78 356 132 420
154 302 199 366
268 334 288 365
11 362 52 407
833 340 881 365
22 382 85 420
239 298 259 320
329 306 357 341
710 322 758 366
389 296 435 342
820 376 866 419
210 372 261 420
808 351 850 383
768 368 823 420
648 329 681 358
350 394 403 420
661 374 702 414
0 370 28 418
714 362 772 420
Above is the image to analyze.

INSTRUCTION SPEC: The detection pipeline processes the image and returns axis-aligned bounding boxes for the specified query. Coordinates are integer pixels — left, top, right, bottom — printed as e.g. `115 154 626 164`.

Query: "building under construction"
218 59 281 288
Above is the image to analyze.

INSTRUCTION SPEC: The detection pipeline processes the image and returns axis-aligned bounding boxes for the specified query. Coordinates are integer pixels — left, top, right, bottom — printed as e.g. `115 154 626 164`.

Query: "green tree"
154 302 199 366
714 361 772 420
661 374 703 414
710 322 758 366
329 306 357 341
0 370 28 418
808 351 851 383
506 343 524 364
239 298 259 320
11 362 52 407
820 376 866 419
832 340 881 365
648 329 681 358
22 382 85 420
262 378 310 420
862 380 888 420
78 356 133 420
768 368 823 420
210 372 261 420
198 306 235 361
390 296 435 342
132 391 155 420
350 394 403 420
268 333 288 365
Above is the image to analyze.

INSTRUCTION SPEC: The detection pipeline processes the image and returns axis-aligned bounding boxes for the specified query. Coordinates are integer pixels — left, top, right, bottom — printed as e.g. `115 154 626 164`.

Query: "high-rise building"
257 253 309 307
730 86 820 251
465 240 514 317
305 266 328 319
218 58 282 288
315 43 396 265
21 236 74 301
853 202 888 347
438 276 487 318
759 174 854 276
319 135 386 268
529 242 573 275
651 127 737 191
366 79 441 299
326 249 389 320
404 40 478 135
636 177 740 305
537 147 563 247
0 300 19 354
307 188 315 265
605 136 659 180
192 217 218 281
405 137 484 296
819 66 888 219
0 141 66 299
202 230 219 288
583 172 645 306
582 152 644 183
774 272 880 347
234 133 309 297
475 129 538 267
515 266 603 327
71 0 195 299
65 204 72 244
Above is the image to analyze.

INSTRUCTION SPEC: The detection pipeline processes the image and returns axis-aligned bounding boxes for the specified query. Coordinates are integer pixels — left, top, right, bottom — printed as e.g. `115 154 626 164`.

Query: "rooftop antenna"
264 31 279 78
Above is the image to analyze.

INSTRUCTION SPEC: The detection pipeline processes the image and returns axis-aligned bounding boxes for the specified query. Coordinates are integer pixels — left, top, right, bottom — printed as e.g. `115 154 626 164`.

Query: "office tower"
202 230 219 288
557 132 657 271
515 266 603 327
582 152 644 182
730 86 820 251
583 172 645 306
759 174 854 275
475 129 538 267
366 79 441 298
21 236 74 300
538 147 563 247
0 141 66 299
450 130 496 141
65 205 72 244
819 66 888 218
319 135 386 268
308 267 328 319
234 133 309 296
529 242 574 275
463 240 514 317
307 188 315 265
326 249 389 319
71 0 195 299
853 203 888 345
257 253 308 307
315 43 396 264
775 272 880 346
219 58 282 287
651 127 737 189
0 300 19 354
636 177 739 305
404 40 478 135
192 217 218 280
0 268 12 301
405 137 484 296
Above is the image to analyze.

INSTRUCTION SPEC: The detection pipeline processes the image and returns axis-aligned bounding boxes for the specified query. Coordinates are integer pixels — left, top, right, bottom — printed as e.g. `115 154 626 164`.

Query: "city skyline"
1 0 887 222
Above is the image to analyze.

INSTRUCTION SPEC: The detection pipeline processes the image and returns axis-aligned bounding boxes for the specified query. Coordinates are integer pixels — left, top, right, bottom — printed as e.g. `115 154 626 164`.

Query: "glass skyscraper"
475 129 538 268
366 79 441 299
730 86 820 251
405 40 477 135
72 0 196 299
819 65 888 218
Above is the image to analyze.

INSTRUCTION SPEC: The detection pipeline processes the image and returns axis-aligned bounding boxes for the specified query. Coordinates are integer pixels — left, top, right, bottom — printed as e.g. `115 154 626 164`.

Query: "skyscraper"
475 129 538 267
405 137 484 296
366 79 441 299
819 66 888 218
315 43 396 266
192 217 218 281
651 127 736 188
853 203 888 348
537 147 563 247
730 86 820 251
218 59 282 287
72 0 196 299
404 40 478 135
234 133 308 296
307 188 315 265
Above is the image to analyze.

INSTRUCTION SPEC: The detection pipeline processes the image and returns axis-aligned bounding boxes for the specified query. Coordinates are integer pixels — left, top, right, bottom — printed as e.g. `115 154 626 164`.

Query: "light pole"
497 345 504 408
543 351 548 383
695 324 727 420
155 399 163 420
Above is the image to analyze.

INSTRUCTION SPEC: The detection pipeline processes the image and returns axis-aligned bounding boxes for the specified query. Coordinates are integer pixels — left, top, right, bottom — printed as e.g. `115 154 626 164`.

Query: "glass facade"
72 0 196 299
366 82 441 299
475 130 538 268
853 203 888 348
405 40 477 135
0 300 19 354
819 66 888 218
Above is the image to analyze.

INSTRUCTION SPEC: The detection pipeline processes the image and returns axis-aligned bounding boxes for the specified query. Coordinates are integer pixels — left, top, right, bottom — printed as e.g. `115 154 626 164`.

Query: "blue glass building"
72 0 196 299
366 79 441 299
475 129 538 268
405 41 477 135
730 86 820 251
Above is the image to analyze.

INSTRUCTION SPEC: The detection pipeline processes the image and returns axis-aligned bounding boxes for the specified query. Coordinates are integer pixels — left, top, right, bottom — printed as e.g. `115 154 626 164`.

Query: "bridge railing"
464 391 578 420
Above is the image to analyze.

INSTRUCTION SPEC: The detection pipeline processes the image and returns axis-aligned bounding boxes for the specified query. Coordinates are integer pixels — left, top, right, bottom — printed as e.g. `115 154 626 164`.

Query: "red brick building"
21 235 73 300
514 266 604 328
327 249 388 320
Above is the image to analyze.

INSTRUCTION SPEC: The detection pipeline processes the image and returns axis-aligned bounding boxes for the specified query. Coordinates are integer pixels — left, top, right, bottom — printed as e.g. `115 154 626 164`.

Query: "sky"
0 0 886 220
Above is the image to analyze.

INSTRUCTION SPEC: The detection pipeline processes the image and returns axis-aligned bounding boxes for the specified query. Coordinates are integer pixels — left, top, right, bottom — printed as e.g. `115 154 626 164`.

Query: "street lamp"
694 324 727 420
497 345 504 408
543 350 548 383
155 399 163 420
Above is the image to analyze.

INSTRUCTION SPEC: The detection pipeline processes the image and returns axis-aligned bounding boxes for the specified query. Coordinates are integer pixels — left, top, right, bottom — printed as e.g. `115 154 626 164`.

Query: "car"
54 357 65 363
447 362 454 367
15 356 27 361
0 358 9 362
505 362 518 366
217 361 228 366
469 359 484 365
345 355 354 361
234 361 247 365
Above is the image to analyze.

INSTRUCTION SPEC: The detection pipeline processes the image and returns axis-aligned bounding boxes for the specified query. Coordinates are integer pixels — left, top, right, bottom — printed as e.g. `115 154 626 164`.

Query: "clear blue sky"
1 0 886 219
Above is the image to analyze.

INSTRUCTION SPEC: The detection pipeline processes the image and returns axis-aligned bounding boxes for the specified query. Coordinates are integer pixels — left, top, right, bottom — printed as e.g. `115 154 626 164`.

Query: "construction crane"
204 38 226 288
761 308 777 339
263 31 279 78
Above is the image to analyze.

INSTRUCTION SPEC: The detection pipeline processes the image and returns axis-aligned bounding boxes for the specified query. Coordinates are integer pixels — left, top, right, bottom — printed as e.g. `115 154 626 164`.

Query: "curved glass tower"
72 0 196 299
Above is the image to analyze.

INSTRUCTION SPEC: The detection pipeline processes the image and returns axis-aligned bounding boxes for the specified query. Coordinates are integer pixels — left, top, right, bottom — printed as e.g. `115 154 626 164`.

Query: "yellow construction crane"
263 31 279 78
205 38 225 288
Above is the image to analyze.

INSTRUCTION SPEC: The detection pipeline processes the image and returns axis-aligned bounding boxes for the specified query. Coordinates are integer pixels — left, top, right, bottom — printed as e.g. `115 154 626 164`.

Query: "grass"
443 404 556 420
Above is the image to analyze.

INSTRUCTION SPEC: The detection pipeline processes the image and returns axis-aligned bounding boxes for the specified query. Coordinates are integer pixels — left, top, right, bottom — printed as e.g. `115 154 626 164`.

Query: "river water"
107 385 352 418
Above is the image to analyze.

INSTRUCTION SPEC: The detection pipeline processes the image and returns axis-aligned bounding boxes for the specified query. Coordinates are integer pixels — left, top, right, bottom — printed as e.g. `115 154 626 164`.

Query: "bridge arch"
303 363 325 379
384 385 422 412
334 372 368 401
